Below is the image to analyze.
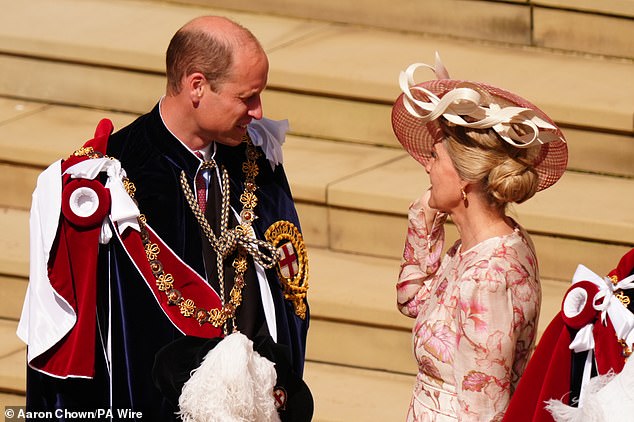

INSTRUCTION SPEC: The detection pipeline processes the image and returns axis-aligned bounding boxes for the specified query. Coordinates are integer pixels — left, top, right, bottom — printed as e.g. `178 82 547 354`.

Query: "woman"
392 55 568 421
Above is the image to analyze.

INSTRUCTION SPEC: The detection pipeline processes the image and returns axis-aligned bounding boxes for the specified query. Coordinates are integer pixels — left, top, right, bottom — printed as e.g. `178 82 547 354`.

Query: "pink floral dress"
397 202 540 422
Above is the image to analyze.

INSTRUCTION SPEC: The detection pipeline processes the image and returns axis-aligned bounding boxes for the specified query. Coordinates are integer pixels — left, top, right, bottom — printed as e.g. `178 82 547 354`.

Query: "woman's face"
424 141 464 211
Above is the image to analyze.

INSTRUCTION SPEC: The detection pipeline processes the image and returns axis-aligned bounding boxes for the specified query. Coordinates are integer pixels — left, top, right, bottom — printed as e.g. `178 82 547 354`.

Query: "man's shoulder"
106 112 154 158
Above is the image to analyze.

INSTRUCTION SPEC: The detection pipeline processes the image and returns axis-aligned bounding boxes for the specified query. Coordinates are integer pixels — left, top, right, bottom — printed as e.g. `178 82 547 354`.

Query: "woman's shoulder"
463 224 532 258
461 227 538 278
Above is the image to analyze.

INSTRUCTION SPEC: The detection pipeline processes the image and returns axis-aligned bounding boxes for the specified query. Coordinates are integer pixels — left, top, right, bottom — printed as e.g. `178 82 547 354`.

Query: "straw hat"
391 53 568 191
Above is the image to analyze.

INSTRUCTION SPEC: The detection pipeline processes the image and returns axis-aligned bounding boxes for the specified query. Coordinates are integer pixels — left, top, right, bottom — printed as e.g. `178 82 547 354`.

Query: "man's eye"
241 95 257 105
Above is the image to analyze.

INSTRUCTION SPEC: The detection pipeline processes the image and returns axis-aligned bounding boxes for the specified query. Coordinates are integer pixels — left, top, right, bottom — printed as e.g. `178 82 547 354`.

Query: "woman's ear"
460 180 470 194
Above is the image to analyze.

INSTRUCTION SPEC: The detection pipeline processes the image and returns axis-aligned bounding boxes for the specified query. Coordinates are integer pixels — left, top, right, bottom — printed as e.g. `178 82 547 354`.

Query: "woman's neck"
451 201 514 252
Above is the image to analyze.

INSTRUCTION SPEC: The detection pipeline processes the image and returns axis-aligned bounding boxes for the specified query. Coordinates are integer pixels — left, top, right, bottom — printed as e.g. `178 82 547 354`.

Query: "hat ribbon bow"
398 53 563 149
568 264 634 353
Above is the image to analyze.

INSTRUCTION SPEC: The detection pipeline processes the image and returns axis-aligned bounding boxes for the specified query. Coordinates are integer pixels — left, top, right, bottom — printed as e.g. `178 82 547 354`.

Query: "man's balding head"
165 16 264 95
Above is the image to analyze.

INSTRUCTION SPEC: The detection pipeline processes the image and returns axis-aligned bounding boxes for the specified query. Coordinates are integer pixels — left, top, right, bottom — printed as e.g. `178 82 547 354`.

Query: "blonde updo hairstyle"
439 118 540 212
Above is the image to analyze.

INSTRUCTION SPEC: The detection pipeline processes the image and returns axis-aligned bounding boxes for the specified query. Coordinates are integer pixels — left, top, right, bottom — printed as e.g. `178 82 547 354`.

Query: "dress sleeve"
396 197 447 318
453 250 539 421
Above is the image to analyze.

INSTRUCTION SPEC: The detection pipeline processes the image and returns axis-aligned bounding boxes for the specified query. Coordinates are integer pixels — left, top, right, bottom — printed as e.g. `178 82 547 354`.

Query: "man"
18 16 310 421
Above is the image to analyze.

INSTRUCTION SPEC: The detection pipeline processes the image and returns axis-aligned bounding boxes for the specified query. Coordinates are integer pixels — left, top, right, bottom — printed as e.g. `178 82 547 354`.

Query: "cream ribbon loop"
398 53 564 149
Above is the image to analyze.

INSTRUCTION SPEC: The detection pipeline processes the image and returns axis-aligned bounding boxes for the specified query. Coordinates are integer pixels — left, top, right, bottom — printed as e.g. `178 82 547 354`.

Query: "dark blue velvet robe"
26 104 309 421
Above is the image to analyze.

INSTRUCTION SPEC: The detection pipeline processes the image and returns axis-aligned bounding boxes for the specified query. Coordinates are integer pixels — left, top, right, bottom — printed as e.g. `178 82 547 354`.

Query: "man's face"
197 49 269 147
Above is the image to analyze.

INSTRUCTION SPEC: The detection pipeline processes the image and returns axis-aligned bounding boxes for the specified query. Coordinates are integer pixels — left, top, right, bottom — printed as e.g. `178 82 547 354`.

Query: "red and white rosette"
64 157 140 236
61 178 111 228
562 280 601 353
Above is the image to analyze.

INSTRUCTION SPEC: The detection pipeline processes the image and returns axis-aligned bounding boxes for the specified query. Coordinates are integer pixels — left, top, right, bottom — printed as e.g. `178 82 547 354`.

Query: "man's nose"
248 96 263 120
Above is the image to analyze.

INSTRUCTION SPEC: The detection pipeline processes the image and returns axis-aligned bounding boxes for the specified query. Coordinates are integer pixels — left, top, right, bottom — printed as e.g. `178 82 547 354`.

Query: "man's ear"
186 72 206 103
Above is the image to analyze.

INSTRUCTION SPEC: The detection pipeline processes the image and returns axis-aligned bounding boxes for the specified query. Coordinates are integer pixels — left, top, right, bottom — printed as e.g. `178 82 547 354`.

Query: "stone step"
0 242 573 409
317 153 634 275
0 321 414 422
177 0 634 59
0 208 29 279
0 275 26 322
0 319 26 395
0 0 632 177
0 99 137 168
307 248 570 374
0 214 575 376
0 363 416 422
1 155 631 291
0 100 632 281
0 393 25 414
305 360 413 422
2 0 632 417
0 249 584 422
0 251 578 422
4 53 631 180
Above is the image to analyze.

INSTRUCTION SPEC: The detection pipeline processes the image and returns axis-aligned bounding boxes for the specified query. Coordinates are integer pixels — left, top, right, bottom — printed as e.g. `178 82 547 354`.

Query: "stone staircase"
0 0 633 420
